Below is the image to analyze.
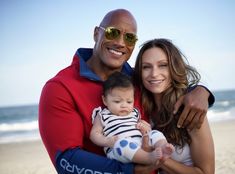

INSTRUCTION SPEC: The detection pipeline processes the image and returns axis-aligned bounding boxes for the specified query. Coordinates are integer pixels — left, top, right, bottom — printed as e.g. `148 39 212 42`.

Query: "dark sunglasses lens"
125 33 137 45
104 27 137 46
105 28 120 40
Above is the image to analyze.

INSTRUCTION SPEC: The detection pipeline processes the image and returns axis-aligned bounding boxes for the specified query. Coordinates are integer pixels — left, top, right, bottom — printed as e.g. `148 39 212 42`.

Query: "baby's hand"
106 136 118 147
137 120 151 135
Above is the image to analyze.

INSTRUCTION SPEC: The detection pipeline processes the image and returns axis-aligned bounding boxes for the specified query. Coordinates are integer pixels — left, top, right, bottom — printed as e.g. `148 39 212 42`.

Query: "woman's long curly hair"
133 38 201 148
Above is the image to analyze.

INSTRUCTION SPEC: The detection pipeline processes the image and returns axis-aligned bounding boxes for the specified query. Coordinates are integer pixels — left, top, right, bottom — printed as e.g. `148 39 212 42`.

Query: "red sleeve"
39 80 84 164
134 87 149 122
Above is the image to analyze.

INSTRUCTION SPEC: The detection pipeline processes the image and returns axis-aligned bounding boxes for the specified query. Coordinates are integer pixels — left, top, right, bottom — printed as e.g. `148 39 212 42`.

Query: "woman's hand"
137 120 151 135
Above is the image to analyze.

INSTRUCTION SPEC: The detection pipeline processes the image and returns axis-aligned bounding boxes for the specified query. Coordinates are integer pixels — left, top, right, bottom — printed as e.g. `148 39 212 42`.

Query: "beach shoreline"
0 120 234 174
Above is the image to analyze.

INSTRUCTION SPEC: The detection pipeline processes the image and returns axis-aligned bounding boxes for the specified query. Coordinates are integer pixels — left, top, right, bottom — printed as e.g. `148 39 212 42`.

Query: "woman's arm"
189 117 215 174
160 117 215 174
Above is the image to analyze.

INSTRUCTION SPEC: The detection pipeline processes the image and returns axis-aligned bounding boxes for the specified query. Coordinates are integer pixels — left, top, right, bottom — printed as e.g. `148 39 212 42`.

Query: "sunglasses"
99 26 138 46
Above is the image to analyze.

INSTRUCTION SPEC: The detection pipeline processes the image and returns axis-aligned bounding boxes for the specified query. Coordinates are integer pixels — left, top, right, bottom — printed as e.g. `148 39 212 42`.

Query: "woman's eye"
142 65 150 69
159 64 168 67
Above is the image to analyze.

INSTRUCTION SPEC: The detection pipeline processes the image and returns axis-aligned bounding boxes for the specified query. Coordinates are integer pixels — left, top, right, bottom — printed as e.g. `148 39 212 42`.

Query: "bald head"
99 9 137 32
90 9 137 80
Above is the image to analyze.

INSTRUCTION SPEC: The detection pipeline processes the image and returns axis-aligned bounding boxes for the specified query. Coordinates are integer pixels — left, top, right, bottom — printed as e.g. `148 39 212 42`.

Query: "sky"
1 0 235 107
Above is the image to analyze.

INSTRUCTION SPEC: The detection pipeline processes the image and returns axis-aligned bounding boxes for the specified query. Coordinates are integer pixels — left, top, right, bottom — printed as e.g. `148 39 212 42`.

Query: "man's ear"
93 26 99 42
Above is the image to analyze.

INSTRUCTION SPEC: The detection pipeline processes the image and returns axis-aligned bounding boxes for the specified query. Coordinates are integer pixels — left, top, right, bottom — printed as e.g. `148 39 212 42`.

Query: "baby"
90 72 174 165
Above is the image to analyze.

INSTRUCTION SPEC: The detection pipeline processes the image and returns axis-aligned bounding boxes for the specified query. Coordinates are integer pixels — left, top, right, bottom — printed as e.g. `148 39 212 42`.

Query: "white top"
171 143 193 166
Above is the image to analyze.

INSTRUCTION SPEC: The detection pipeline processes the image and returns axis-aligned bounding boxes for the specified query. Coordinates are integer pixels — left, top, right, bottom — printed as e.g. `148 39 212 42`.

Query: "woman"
133 38 214 174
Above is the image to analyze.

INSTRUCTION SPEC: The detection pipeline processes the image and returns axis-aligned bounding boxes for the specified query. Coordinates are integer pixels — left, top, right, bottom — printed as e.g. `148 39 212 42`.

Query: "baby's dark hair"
103 72 134 97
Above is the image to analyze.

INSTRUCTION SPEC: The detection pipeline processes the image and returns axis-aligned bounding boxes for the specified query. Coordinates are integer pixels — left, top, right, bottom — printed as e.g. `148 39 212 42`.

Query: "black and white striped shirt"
99 108 142 140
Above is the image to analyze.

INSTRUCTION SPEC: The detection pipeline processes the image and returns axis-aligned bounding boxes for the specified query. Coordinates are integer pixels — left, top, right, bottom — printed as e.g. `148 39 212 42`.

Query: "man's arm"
56 148 134 173
173 85 215 130
187 85 215 107
39 81 133 174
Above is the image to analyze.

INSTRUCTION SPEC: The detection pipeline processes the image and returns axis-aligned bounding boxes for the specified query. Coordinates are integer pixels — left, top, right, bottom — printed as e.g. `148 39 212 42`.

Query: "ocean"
0 89 234 144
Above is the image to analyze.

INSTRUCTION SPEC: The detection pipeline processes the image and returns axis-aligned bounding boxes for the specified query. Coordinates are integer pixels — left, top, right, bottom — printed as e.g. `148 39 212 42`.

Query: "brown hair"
133 38 200 147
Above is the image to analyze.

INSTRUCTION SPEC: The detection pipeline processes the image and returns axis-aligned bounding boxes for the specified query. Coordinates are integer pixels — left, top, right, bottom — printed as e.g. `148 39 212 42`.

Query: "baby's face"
103 87 134 116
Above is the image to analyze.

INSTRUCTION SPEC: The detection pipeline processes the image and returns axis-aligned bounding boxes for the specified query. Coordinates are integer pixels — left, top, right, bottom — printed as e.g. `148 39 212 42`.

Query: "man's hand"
174 86 210 130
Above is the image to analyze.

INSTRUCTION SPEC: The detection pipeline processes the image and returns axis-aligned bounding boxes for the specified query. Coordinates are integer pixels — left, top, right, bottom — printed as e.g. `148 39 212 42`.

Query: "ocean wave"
208 108 235 122
0 120 38 132
216 100 231 107
0 99 234 143
0 131 40 144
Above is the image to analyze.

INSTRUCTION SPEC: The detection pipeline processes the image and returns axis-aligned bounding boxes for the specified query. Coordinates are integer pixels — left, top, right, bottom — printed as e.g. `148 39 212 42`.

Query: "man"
39 9 214 174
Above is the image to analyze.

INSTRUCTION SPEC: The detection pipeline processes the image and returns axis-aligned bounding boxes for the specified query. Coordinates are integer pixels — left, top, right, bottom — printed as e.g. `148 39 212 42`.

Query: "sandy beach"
0 140 56 174
0 120 234 174
210 120 235 173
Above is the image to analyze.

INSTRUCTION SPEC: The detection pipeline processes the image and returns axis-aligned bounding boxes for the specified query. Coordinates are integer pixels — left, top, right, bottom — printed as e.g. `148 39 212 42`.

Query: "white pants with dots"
106 130 166 163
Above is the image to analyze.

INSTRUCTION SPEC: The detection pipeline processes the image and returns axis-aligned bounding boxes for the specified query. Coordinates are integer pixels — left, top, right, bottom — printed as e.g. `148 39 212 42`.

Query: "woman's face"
141 47 171 96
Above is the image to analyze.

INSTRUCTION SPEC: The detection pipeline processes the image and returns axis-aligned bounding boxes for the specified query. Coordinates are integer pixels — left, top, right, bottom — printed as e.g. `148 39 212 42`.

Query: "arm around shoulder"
188 85 215 107
176 85 215 130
